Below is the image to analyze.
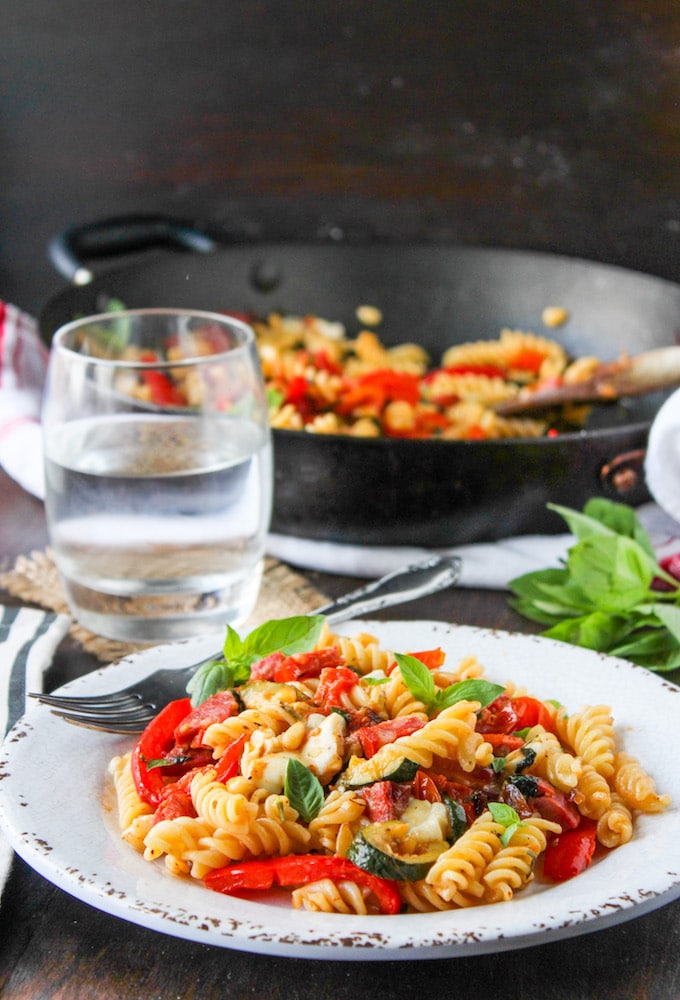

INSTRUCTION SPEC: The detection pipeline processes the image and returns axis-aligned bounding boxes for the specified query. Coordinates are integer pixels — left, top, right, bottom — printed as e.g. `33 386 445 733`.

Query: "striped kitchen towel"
0 605 71 899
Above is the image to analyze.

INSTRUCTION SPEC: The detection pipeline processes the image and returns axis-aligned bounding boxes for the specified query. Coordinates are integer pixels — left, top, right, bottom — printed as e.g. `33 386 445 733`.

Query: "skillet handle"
47 214 222 285
599 448 647 498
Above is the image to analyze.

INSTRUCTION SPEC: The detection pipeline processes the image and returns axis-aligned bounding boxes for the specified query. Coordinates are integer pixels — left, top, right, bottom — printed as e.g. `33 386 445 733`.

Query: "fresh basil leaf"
488 801 521 828
547 502 617 541
284 758 324 823
610 624 680 657
434 679 505 711
190 616 327 706
267 386 285 410
143 754 192 771
509 595 576 627
242 615 326 658
646 602 680 643
489 801 525 840
186 657 234 706
542 611 632 652
500 821 520 847
396 654 504 714
443 797 468 843
509 566 571 598
509 568 594 624
492 756 507 773
521 579 595 616
394 652 436 705
567 536 653 612
623 646 680 672
583 498 655 556
363 675 390 686
223 623 246 661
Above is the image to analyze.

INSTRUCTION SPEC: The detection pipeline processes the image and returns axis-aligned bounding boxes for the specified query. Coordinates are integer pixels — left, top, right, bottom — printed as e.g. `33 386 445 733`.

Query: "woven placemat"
0 550 328 662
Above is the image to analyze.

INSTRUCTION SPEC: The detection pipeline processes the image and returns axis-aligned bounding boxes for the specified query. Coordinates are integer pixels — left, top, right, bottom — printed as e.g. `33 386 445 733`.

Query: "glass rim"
51 307 256 370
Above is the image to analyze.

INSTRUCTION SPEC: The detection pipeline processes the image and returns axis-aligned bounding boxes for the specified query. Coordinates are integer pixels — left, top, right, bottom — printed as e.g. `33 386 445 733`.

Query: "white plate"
1 621 679 961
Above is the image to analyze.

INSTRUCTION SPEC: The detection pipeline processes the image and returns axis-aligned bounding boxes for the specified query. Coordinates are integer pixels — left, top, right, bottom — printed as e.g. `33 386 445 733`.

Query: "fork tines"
53 709 156 734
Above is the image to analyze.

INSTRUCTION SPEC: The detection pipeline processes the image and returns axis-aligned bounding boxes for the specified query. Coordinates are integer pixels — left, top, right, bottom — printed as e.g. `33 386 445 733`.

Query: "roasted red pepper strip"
413 769 443 803
476 695 519 735
356 716 426 757
443 364 506 379
131 697 192 807
542 820 598 882
204 855 402 914
483 732 526 753
410 647 446 670
512 696 558 735
314 665 361 710
213 733 248 782
508 348 546 374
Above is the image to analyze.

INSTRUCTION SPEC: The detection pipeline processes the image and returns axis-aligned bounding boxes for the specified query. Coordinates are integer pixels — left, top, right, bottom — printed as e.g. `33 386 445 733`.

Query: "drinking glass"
42 308 273 642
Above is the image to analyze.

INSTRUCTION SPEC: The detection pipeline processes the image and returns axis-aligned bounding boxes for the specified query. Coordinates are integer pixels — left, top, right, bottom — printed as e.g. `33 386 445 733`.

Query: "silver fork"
29 554 462 733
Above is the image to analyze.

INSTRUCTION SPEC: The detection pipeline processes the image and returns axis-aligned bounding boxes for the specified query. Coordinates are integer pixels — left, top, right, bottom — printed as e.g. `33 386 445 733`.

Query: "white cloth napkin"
4 299 680 588
0 302 48 499
0 606 71 899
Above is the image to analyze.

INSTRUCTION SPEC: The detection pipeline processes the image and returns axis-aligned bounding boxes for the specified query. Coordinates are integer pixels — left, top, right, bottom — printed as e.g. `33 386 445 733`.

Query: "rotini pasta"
115 312 603 440
612 752 671 814
108 621 670 916
425 811 505 907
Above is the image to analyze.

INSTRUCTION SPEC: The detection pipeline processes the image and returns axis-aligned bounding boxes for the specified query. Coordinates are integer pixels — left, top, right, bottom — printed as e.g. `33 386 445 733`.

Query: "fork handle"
311 555 462 626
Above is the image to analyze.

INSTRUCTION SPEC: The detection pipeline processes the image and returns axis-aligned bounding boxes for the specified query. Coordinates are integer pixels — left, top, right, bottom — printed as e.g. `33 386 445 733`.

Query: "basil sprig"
394 652 504 715
284 758 324 822
508 498 680 672
186 615 326 706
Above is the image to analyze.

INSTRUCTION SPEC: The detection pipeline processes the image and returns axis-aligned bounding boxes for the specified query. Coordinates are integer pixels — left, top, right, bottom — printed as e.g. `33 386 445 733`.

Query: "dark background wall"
3 0 680 316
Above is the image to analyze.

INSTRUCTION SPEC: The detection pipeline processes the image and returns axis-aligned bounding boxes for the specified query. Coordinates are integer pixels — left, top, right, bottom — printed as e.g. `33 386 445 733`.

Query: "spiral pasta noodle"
308 788 367 856
425 812 505 907
612 752 671 814
553 704 615 779
292 878 374 915
575 763 612 820
321 628 395 675
108 752 153 833
596 793 634 849
482 816 561 903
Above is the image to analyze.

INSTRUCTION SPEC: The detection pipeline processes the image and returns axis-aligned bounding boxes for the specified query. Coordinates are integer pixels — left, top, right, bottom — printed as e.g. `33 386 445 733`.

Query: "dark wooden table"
1 467 679 999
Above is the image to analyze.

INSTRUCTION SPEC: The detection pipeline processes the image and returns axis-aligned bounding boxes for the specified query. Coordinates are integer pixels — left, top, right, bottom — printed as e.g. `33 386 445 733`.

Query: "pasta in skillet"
108 618 670 916
114 311 599 440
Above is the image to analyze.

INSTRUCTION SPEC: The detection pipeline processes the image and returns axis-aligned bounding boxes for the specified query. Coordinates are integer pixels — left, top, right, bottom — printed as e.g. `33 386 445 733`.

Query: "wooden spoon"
494 346 680 416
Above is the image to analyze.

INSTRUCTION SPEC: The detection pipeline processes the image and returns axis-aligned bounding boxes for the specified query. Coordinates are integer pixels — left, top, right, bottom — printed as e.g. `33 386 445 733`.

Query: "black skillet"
39 215 680 546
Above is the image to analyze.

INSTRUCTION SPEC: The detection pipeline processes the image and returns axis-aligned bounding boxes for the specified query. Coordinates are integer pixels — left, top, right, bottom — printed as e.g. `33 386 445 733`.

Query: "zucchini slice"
347 821 449 881
340 754 419 789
